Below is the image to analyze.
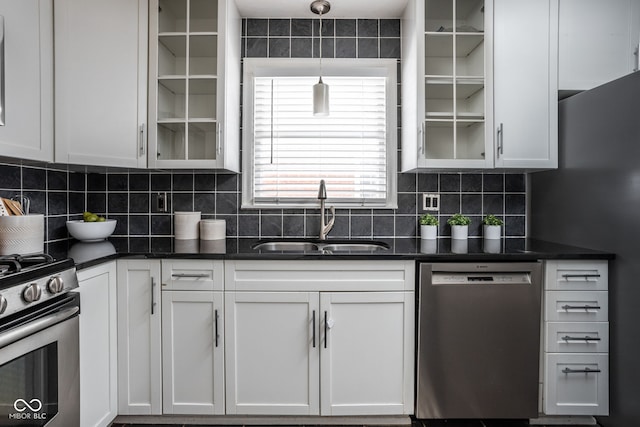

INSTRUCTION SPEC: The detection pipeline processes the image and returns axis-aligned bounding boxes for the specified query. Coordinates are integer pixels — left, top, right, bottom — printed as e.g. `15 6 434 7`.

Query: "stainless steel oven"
0 255 79 427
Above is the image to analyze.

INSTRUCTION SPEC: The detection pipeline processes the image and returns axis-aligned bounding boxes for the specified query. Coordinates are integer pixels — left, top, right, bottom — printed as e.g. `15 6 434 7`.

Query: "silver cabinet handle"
171 273 209 278
634 44 639 72
214 309 219 347
561 304 601 311
323 310 328 349
216 122 222 156
139 123 146 156
496 123 504 158
0 16 5 126
562 274 601 279
562 367 601 374
562 335 601 342
151 277 156 315
312 310 316 348
418 122 425 155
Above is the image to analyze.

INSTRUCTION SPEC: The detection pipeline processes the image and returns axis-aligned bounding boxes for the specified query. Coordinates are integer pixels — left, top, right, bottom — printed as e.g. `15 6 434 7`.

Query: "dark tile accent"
108 193 128 213
335 38 356 58
418 174 439 192
111 215 128 235
396 193 417 214
151 174 171 191
292 38 313 58
23 191 46 214
47 192 68 216
468 215 483 237
314 38 334 58
68 172 85 192
68 192 85 214
483 194 504 215
129 173 149 191
238 215 260 237
440 193 461 214
313 19 334 37
505 194 526 214
246 18 268 36
23 168 46 190
380 38 400 58
461 173 483 192
107 174 128 191
216 174 238 192
151 236 172 252
261 215 282 237
129 215 150 235
380 19 400 37
398 173 416 192
87 193 106 214
358 38 378 58
47 216 68 241
269 19 290 36
269 38 290 58
87 173 106 191
47 170 67 191
395 215 417 237
373 215 394 236
505 215 526 236
0 164 21 189
441 174 461 192
305 214 320 238
195 173 216 191
173 173 194 191
358 19 379 37
505 173 526 192
282 215 304 236
216 193 237 214
461 194 482 214
292 19 312 36
246 38 268 57
129 237 150 252
172 193 193 212
483 173 504 192
351 215 372 237
151 215 172 235
129 193 150 213
194 193 215 213
219 214 237 237
336 19 356 36
329 214 349 238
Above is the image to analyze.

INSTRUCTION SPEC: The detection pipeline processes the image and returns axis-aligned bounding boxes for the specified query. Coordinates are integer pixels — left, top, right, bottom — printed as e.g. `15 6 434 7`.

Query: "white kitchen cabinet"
116 259 162 415
76 261 118 427
559 0 640 93
0 0 53 162
493 0 558 169
161 259 225 415
54 0 148 168
541 260 609 416
147 0 241 171
401 0 494 170
224 260 415 416
162 290 224 414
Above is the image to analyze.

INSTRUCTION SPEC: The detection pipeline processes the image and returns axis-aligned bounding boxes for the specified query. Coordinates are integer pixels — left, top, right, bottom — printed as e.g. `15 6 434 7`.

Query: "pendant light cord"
319 13 323 80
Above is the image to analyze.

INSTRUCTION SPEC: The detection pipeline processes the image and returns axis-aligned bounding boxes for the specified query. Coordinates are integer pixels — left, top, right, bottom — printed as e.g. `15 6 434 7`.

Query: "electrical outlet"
422 193 440 212
152 192 170 213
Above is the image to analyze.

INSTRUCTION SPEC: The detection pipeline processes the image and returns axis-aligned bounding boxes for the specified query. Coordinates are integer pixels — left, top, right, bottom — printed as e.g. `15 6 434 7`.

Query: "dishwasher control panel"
432 272 532 285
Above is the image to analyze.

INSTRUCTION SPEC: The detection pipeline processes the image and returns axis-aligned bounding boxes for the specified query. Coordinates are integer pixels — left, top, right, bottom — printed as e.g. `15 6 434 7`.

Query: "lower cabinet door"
544 353 609 415
162 291 224 414
319 292 414 415
225 292 320 415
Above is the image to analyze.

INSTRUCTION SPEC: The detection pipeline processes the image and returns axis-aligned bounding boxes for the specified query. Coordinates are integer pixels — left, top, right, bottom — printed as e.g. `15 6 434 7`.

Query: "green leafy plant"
420 213 439 226
447 213 471 226
482 214 504 226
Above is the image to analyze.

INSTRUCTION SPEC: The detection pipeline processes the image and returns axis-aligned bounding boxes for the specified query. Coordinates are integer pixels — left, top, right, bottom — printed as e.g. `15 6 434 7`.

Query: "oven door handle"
0 306 79 349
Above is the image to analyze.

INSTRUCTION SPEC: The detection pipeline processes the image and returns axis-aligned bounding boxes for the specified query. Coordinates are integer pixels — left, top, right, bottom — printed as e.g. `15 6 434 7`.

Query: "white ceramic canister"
174 211 201 240
0 214 45 255
199 219 226 241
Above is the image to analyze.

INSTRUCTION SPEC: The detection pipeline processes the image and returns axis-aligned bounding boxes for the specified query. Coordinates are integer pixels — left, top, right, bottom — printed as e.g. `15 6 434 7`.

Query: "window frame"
241 57 398 209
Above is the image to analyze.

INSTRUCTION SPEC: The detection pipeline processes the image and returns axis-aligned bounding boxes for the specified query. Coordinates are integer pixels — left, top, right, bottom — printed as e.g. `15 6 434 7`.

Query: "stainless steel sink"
252 240 389 253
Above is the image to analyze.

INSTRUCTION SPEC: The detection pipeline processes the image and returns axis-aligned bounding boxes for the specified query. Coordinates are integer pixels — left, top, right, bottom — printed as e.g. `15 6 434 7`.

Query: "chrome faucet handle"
323 205 335 236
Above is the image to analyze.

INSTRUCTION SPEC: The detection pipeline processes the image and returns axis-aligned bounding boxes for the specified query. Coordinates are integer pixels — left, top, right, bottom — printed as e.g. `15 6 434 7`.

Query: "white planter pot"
483 224 501 240
451 225 468 240
420 224 438 240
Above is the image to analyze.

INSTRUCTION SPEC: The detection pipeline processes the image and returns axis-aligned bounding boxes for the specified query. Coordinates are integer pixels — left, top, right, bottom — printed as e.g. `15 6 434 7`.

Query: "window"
242 58 397 208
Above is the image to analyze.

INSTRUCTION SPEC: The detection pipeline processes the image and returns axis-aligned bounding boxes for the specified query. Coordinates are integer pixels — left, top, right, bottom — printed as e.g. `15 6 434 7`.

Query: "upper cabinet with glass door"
148 0 241 171
402 0 493 171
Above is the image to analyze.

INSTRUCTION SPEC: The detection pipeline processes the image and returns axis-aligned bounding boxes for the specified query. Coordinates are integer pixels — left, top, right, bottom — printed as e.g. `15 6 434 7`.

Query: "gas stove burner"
0 253 55 276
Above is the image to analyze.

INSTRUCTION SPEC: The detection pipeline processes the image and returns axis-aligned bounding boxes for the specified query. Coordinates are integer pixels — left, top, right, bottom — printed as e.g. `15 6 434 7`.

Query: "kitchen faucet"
317 180 335 240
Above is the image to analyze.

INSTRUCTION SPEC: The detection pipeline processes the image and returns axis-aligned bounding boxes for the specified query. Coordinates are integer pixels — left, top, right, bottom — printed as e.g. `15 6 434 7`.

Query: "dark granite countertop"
48 237 614 271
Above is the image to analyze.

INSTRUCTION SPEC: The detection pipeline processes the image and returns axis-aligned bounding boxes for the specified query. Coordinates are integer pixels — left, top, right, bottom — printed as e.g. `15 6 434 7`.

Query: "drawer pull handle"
561 304 601 311
171 273 209 278
562 367 601 374
312 310 316 348
562 274 601 279
562 335 601 342
215 309 219 347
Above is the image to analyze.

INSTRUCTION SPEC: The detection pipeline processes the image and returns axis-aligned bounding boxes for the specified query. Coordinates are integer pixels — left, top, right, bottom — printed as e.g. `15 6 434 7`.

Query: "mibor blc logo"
7 398 47 421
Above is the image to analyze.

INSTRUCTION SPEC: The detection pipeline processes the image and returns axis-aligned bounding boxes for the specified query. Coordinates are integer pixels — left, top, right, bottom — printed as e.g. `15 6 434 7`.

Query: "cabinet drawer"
545 322 609 353
161 260 224 291
545 260 608 291
545 291 607 322
544 353 609 416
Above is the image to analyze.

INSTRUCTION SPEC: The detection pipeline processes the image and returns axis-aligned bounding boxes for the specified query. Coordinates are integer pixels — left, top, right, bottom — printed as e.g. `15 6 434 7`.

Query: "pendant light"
311 0 331 116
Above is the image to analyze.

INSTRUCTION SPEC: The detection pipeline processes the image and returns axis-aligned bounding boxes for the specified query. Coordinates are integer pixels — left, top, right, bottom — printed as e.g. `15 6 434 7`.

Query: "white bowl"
66 219 117 242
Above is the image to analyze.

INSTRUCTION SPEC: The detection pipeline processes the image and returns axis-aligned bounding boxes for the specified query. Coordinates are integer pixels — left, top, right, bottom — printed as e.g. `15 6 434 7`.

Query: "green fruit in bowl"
97 216 106 222
83 211 92 220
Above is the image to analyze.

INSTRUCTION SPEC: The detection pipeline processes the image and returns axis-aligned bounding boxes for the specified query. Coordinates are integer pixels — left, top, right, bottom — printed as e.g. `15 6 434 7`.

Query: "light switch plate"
422 193 440 212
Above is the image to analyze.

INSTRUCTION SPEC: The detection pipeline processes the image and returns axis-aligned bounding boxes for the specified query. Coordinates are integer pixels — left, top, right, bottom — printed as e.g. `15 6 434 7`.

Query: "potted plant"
419 213 439 240
447 214 471 240
482 214 503 239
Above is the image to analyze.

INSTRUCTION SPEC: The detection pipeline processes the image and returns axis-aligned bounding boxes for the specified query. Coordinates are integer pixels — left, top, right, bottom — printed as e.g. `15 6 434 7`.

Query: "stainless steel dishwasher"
416 262 542 419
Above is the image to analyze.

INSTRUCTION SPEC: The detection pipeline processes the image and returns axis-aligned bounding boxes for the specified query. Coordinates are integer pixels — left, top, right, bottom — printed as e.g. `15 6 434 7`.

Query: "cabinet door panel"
320 292 414 415
116 260 162 415
225 292 320 415
162 291 224 414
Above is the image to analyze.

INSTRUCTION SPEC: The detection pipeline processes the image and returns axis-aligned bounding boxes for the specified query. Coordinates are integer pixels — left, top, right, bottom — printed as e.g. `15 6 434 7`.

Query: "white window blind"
252 75 388 205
